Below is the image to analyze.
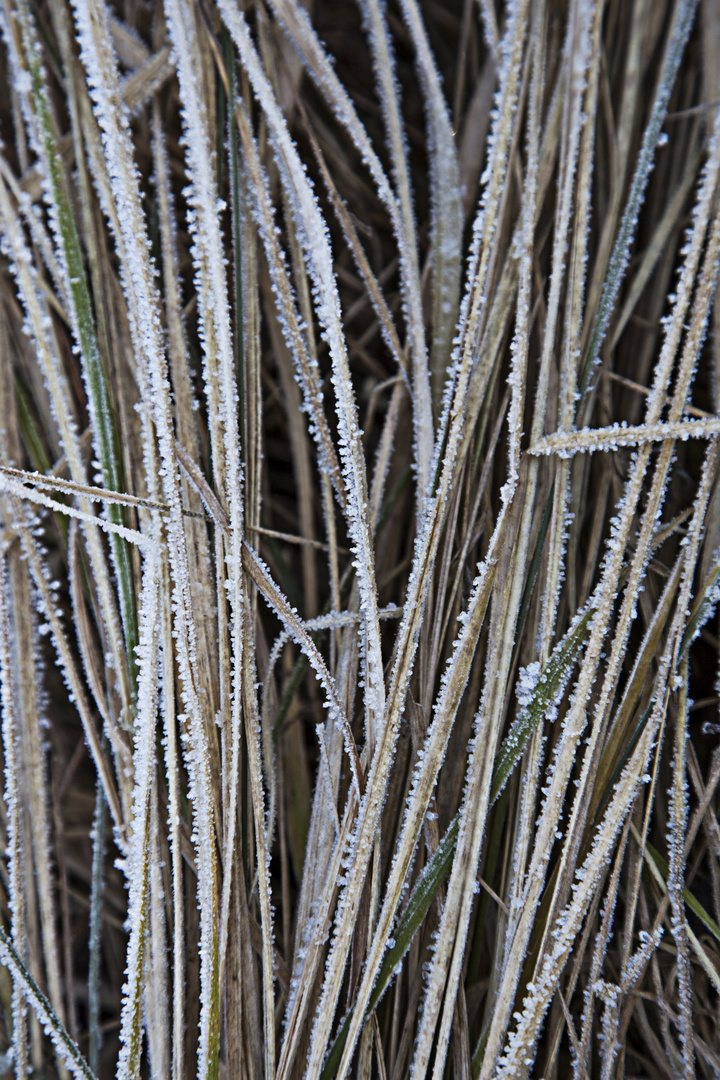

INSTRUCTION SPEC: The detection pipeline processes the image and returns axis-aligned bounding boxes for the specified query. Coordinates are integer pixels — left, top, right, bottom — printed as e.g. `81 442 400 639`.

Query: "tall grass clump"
1 0 720 1076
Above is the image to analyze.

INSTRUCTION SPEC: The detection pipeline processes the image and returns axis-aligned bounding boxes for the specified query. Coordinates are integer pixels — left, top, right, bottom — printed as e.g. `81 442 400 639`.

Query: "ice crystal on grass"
579 0 700 399
0 566 29 1077
516 662 541 708
219 0 386 755
357 0 431 481
397 0 461 416
68 3 225 1074
116 547 160 1080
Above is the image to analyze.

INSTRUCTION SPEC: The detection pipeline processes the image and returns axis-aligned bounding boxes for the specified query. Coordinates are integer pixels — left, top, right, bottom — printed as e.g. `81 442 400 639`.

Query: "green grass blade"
679 559 720 660
19 1 138 692
320 815 460 1080
490 606 595 804
644 840 720 944
0 924 97 1080
13 373 52 475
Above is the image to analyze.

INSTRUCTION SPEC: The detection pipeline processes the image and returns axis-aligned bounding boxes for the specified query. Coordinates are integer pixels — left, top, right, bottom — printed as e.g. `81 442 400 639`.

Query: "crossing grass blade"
320 603 593 1077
